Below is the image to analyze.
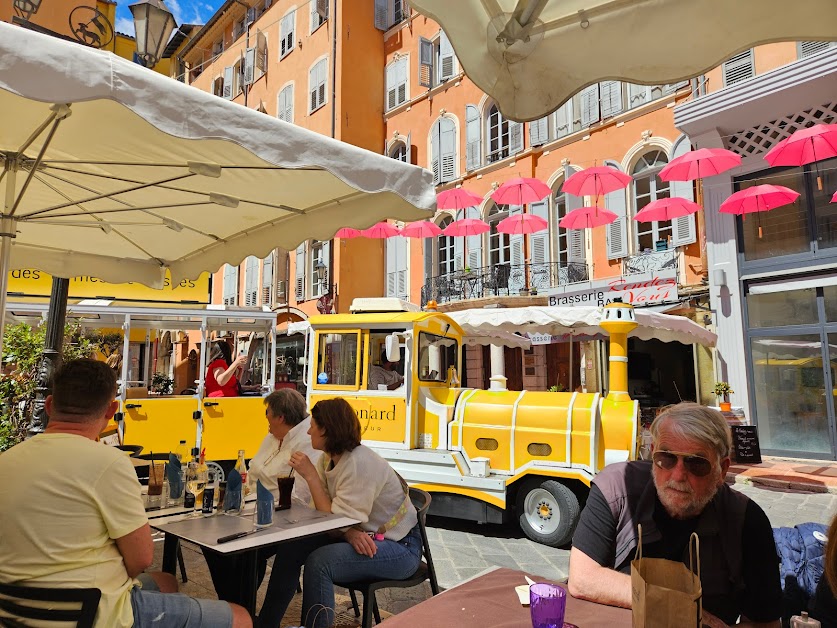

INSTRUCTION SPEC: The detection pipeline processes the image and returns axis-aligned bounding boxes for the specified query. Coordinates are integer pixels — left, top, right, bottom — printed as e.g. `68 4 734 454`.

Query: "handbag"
631 524 702 628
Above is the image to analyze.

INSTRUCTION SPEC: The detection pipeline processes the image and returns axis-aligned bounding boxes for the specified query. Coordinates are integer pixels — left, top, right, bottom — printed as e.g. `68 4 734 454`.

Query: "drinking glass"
530 583 567 628
255 495 274 527
276 476 295 511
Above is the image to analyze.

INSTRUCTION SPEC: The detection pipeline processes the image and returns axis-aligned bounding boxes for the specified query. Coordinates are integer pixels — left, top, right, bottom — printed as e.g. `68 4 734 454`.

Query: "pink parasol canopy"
437 188 484 210
634 198 701 222
719 184 800 215
764 124 837 167
401 220 443 238
559 206 618 230
490 177 552 205
442 218 490 237
832 190 837 203
362 222 402 238
335 227 362 239
659 148 741 182
563 166 632 197
496 213 548 235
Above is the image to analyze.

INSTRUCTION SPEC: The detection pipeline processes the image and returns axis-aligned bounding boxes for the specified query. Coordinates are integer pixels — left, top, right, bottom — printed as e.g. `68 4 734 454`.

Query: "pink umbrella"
659 148 741 182
496 213 548 235
719 184 800 215
401 221 443 238
491 177 551 205
563 166 632 197
335 227 362 239
832 190 837 203
634 198 701 222
442 218 490 237
362 222 402 238
764 124 837 167
437 188 484 210
559 206 617 230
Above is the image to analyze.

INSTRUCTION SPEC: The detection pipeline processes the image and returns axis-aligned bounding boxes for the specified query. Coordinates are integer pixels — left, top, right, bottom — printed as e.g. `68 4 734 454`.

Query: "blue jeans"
258 526 422 628
131 575 232 628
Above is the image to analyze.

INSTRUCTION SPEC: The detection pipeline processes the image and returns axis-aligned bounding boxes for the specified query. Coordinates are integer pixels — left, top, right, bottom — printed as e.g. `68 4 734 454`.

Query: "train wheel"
516 479 579 547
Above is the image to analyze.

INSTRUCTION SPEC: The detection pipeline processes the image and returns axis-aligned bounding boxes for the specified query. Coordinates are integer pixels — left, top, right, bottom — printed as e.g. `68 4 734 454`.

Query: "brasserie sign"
547 269 678 309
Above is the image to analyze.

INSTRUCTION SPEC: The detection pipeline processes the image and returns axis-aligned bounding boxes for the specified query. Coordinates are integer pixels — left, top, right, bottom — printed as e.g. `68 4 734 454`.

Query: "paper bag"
631 525 702 628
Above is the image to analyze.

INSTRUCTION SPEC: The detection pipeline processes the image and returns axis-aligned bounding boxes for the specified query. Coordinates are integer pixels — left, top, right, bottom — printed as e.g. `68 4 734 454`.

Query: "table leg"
242 551 259 617
162 534 179 575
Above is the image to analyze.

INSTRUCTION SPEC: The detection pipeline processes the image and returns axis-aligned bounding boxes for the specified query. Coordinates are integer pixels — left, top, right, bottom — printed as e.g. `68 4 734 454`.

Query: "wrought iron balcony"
420 262 589 305
622 249 677 275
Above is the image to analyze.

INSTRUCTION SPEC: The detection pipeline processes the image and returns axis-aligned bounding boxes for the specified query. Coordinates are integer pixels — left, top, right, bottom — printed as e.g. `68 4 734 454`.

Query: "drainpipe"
330 0 337 139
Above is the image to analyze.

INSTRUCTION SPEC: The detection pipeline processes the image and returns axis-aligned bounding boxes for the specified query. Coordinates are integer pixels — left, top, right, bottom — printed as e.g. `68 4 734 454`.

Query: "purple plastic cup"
530 583 567 628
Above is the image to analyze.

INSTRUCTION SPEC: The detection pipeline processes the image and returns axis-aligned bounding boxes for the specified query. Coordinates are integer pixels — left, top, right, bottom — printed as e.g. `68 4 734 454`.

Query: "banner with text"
547 270 678 309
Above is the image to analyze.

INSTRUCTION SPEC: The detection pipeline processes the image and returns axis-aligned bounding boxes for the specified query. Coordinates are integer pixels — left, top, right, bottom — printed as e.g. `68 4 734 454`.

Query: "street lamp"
314 258 328 291
130 0 176 68
12 0 43 20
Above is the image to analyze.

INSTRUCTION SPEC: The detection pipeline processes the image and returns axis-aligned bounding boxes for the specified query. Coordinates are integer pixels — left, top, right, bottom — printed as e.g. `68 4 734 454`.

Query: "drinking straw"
150 451 157 484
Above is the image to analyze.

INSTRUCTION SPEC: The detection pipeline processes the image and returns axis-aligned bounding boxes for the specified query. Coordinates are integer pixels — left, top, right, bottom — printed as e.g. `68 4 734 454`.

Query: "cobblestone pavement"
150 483 837 619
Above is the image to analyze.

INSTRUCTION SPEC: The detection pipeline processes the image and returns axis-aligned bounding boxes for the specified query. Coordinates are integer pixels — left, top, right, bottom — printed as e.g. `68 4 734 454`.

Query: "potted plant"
713 382 734 412
150 373 174 396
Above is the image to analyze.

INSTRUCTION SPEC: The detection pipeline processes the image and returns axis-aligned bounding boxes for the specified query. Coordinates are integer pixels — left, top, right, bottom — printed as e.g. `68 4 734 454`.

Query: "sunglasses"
652 451 713 477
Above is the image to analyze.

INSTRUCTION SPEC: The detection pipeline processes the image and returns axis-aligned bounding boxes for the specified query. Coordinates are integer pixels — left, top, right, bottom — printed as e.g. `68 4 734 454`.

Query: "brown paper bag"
631 525 702 628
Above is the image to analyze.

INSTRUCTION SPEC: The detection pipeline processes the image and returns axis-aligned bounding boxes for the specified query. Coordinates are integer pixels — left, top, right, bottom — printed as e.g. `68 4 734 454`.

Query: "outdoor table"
150 504 358 615
379 566 631 627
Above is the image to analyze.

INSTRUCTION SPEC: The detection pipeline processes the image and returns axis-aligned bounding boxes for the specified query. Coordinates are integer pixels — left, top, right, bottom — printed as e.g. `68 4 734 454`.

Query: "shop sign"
6 269 211 304
547 270 678 309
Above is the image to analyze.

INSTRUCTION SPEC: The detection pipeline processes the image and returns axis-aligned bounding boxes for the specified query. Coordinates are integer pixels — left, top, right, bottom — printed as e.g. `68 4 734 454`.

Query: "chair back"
0 583 101 628
408 488 440 593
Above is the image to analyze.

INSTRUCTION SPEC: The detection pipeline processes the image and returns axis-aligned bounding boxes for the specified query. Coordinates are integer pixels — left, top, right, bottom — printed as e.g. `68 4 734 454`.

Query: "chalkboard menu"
731 425 762 464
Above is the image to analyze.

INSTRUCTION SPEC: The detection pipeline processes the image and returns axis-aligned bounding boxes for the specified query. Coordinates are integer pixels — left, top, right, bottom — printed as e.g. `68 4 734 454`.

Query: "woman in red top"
205 341 247 397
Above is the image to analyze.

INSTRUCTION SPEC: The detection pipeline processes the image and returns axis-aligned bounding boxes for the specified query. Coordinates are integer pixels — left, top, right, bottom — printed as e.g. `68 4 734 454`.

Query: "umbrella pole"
0 157 19 362
27 277 69 435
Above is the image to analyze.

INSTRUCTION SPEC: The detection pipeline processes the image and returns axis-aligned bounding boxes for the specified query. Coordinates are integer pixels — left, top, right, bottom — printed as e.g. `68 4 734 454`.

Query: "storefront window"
316 332 358 387
825 285 837 322
747 288 818 327
276 336 305 385
418 332 458 382
813 157 837 250
750 335 831 454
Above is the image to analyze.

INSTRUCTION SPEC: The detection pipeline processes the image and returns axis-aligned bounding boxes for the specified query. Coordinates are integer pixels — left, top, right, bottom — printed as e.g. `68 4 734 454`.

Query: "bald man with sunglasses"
568 403 781 628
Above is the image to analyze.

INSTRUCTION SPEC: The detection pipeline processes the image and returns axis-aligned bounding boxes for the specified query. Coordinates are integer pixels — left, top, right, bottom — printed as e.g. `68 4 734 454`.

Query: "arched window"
389 141 408 162
632 150 671 252
437 216 455 276
487 104 510 163
554 185 569 266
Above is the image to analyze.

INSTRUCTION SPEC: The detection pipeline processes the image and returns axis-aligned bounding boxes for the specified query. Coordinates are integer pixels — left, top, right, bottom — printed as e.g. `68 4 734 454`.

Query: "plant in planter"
713 382 734 411
150 373 174 395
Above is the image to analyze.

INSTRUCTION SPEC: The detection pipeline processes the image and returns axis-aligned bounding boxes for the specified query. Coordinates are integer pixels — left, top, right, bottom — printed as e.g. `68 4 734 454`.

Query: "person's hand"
288 451 316 480
233 355 248 369
701 611 729 628
344 528 377 557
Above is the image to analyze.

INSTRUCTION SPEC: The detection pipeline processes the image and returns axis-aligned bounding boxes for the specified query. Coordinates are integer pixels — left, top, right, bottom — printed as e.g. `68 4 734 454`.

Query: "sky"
114 0 223 37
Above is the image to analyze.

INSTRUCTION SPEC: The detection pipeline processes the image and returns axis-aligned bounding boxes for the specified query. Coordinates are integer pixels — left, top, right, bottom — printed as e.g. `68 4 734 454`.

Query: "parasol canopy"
719 185 800 215
442 218 491 237
563 166 632 198
496 213 548 235
634 198 701 222
437 188 484 210
362 222 402 238
659 148 741 182
335 227 363 239
763 124 837 167
490 177 551 206
401 221 443 238
559 206 617 230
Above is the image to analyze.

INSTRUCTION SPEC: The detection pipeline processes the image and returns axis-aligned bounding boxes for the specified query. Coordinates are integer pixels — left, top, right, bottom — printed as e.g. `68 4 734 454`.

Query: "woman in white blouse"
258 398 422 628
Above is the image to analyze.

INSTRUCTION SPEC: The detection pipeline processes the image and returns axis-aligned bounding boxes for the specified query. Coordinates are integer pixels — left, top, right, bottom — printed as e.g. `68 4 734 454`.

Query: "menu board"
731 425 762 464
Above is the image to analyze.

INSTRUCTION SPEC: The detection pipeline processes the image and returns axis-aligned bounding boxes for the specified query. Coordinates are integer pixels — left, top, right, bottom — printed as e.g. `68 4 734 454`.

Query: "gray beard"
652 465 721 520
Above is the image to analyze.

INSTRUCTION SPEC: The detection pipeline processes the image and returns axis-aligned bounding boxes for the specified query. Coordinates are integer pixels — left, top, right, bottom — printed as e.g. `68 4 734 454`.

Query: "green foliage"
712 381 734 397
150 372 174 395
1 323 105 451
547 384 567 393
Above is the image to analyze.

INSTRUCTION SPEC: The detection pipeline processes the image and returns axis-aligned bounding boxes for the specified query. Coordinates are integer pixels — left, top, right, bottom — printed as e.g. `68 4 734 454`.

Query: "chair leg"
349 589 360 618
177 545 188 584
361 590 376 628
372 595 382 625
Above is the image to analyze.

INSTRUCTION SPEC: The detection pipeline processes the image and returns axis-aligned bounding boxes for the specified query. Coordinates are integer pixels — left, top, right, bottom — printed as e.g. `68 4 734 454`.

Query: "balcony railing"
622 249 677 275
420 262 589 305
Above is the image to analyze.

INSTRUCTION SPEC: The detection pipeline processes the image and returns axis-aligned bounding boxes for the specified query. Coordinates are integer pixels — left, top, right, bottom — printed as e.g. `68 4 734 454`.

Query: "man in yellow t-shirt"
0 359 251 628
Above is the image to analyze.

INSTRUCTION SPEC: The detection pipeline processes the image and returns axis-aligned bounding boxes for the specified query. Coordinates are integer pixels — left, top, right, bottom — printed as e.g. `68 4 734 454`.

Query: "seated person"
258 398 422 628
809 512 837 627
203 389 320 605
568 402 781 628
0 359 250 628
367 350 404 390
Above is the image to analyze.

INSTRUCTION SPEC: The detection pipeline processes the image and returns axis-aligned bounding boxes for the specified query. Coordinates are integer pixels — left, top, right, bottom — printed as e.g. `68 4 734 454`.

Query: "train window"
476 438 499 451
418 332 458 382
315 332 360 388
527 443 553 457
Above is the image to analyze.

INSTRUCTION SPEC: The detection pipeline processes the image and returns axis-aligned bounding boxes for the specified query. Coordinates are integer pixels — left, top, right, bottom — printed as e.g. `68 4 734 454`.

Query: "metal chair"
0 583 101 628
338 488 440 628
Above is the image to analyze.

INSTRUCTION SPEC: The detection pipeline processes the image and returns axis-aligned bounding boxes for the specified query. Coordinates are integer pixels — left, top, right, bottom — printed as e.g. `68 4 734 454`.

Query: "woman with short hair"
258 398 422 628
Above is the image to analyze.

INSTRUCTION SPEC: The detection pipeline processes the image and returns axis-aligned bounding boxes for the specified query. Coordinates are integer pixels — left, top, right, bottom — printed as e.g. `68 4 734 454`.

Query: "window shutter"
723 50 754 86
280 13 293 57
243 48 256 85
529 117 548 147
670 137 697 247
564 165 585 264
374 0 388 29
262 252 274 305
599 81 623 118
424 234 434 283
386 238 397 297
465 206 482 269
223 66 233 98
397 237 408 299
439 118 456 183
553 99 573 139
465 104 481 171
244 256 258 306
800 41 832 58
256 30 267 75
580 84 600 126
430 121 440 184
418 38 433 87
223 264 239 305
509 120 524 155
295 243 306 301
397 58 408 105
438 30 456 81
454 233 465 271
280 85 293 122
605 184 629 260
316 0 328 18
627 83 650 109
509 208 524 292
385 62 397 110
318 60 327 107
529 201 550 265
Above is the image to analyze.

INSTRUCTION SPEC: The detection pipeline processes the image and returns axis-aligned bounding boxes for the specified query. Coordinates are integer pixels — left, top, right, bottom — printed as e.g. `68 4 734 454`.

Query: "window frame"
280 10 296 59
311 0 328 33
312 330 361 391
389 140 408 162
417 331 459 383
277 82 294 123
309 58 328 113
437 216 455 276
486 104 510 163
631 150 671 254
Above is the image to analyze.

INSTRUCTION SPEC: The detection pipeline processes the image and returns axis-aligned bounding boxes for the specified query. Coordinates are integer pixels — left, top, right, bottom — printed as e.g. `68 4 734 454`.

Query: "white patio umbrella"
408 0 837 121
448 305 717 347
0 22 435 355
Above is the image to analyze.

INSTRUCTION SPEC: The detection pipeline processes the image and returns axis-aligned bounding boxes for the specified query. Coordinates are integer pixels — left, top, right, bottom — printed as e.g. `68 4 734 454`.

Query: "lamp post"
12 0 43 20
314 258 328 293
130 0 177 68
